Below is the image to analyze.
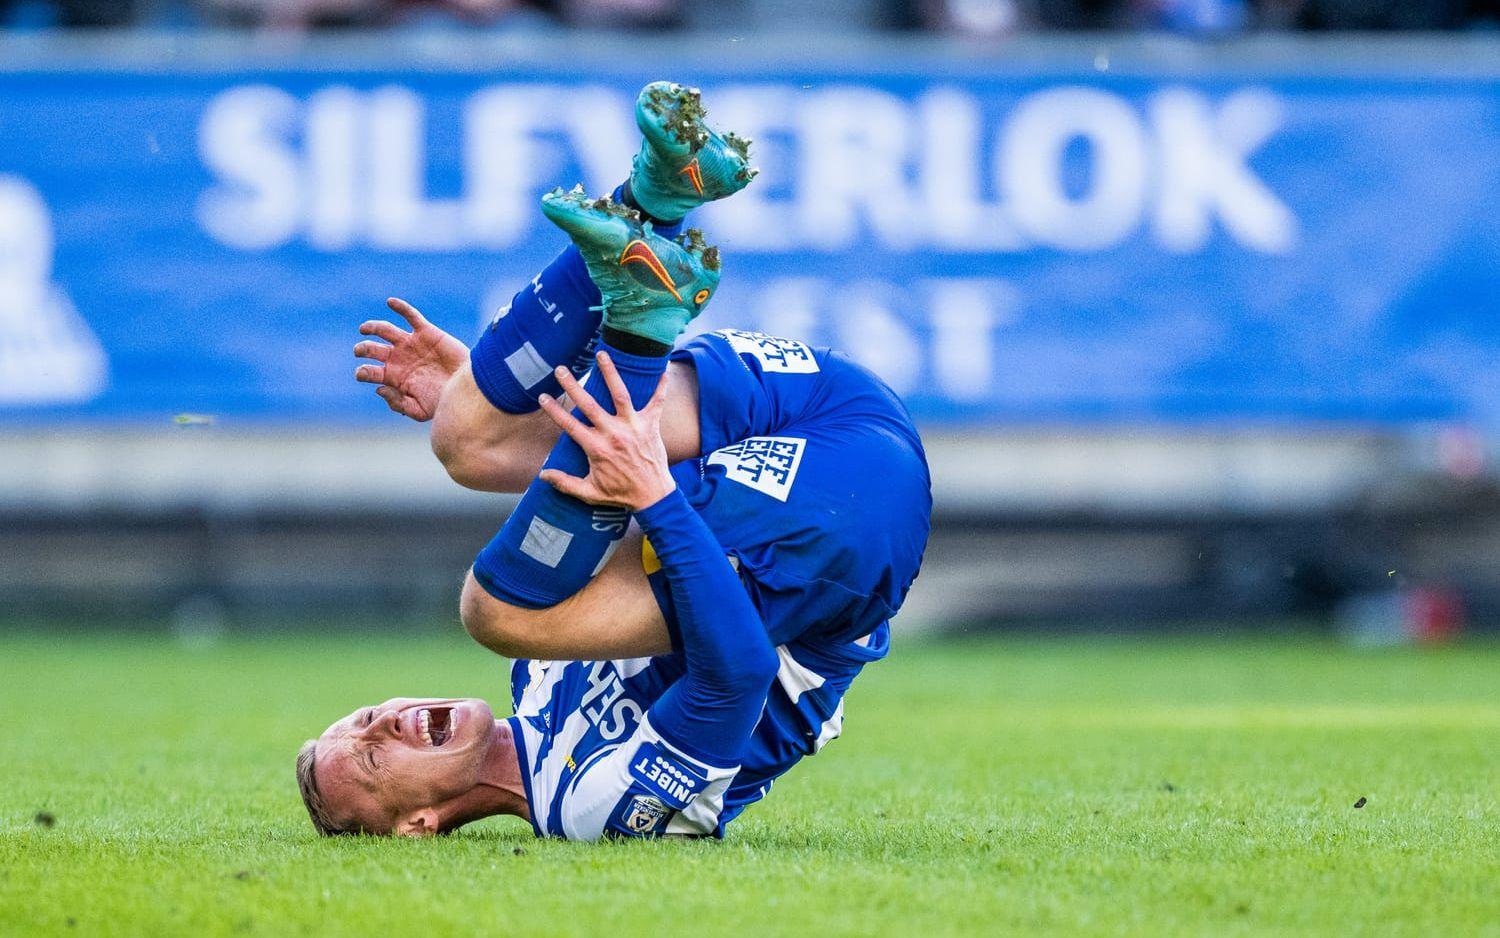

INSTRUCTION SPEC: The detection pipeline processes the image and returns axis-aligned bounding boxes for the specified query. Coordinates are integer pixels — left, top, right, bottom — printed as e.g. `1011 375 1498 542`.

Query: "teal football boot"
627 81 757 223
541 185 721 347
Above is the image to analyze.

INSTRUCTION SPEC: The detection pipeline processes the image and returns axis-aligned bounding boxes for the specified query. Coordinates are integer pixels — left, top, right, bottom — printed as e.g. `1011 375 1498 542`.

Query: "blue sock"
469 184 682 414
469 245 600 414
472 342 669 608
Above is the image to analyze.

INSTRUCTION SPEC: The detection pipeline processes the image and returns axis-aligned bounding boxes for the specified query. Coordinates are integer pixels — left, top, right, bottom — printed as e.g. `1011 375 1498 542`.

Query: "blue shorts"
522 330 936 832
653 329 933 649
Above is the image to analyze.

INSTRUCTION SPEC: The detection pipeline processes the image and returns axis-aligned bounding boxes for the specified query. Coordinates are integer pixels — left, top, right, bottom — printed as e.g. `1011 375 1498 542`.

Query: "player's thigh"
462 531 674 660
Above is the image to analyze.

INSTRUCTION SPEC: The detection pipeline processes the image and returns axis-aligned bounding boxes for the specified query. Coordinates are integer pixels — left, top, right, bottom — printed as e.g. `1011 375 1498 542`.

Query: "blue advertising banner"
1 47 1497 427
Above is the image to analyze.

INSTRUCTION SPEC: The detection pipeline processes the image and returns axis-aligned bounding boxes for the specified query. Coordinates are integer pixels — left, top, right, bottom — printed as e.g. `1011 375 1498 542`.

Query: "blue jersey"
509 659 740 838
509 330 931 837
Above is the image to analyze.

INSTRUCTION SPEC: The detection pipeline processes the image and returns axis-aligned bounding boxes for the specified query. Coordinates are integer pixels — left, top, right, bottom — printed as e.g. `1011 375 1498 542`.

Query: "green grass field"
2 630 1497 936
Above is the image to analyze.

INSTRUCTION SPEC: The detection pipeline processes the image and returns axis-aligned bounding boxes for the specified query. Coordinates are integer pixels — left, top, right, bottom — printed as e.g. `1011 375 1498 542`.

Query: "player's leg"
466 82 752 415
443 323 836 497
460 331 930 660
431 189 673 493
432 83 754 491
431 357 701 494
469 189 720 610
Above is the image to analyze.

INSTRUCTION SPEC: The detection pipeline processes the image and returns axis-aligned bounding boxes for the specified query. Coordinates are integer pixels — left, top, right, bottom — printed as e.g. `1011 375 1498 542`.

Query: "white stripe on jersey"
612 657 654 680
774 644 825 702
515 660 563 719
513 639 861 838
514 656 654 834
566 715 737 840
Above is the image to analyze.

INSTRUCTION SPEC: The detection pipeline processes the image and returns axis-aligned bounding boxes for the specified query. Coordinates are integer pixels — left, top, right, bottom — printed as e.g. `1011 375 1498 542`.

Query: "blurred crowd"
1 0 1498 34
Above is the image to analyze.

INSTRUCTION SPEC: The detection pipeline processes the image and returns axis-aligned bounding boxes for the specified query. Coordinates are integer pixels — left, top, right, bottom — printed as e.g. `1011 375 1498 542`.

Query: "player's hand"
354 298 469 422
537 352 676 512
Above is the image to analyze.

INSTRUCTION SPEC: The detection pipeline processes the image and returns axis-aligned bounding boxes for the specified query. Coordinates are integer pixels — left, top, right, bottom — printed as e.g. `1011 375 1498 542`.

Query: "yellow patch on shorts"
641 536 739 576
641 537 662 575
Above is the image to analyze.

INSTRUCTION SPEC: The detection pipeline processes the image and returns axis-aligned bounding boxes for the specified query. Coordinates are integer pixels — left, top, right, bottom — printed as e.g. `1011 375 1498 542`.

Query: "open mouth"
417 706 454 747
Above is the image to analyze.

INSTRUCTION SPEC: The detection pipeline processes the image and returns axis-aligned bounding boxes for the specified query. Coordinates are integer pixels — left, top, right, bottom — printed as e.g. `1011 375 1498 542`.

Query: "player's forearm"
634 487 777 766
635 488 776 686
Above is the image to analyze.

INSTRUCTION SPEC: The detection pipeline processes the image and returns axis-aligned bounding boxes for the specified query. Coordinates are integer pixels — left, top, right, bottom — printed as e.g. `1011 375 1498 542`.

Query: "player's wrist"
633 483 684 520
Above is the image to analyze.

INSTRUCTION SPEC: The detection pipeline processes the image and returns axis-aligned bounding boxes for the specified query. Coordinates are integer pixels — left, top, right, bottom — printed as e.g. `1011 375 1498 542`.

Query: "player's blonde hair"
295 739 353 837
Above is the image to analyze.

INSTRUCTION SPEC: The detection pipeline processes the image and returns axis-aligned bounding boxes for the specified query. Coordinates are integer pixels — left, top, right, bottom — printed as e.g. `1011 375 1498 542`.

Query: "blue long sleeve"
635 488 779 768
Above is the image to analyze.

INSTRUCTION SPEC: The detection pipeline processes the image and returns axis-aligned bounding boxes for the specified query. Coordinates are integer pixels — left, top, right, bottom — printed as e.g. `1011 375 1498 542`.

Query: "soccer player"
300 83 930 838
301 352 784 838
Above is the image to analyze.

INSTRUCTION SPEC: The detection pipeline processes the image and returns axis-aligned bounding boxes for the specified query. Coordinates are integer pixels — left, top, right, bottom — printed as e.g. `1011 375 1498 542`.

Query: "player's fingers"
377 386 422 419
538 392 599 450
353 341 392 363
386 297 428 328
553 367 611 428
539 469 593 502
355 364 386 384
359 320 407 344
375 385 404 410
595 351 634 416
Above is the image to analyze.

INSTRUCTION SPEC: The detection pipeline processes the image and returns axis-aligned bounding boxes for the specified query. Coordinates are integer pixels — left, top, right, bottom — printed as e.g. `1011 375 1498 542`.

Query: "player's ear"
394 808 440 837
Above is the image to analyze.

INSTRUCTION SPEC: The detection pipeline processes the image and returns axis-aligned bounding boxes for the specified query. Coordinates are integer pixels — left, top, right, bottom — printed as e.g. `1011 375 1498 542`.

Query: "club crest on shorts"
707 436 806 502
621 794 671 834
714 329 820 374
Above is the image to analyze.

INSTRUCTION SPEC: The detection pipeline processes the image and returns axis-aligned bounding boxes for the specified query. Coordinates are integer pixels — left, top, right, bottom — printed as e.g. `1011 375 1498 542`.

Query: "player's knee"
430 406 469 474
431 432 489 490
430 367 531 492
430 407 498 490
459 570 528 658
